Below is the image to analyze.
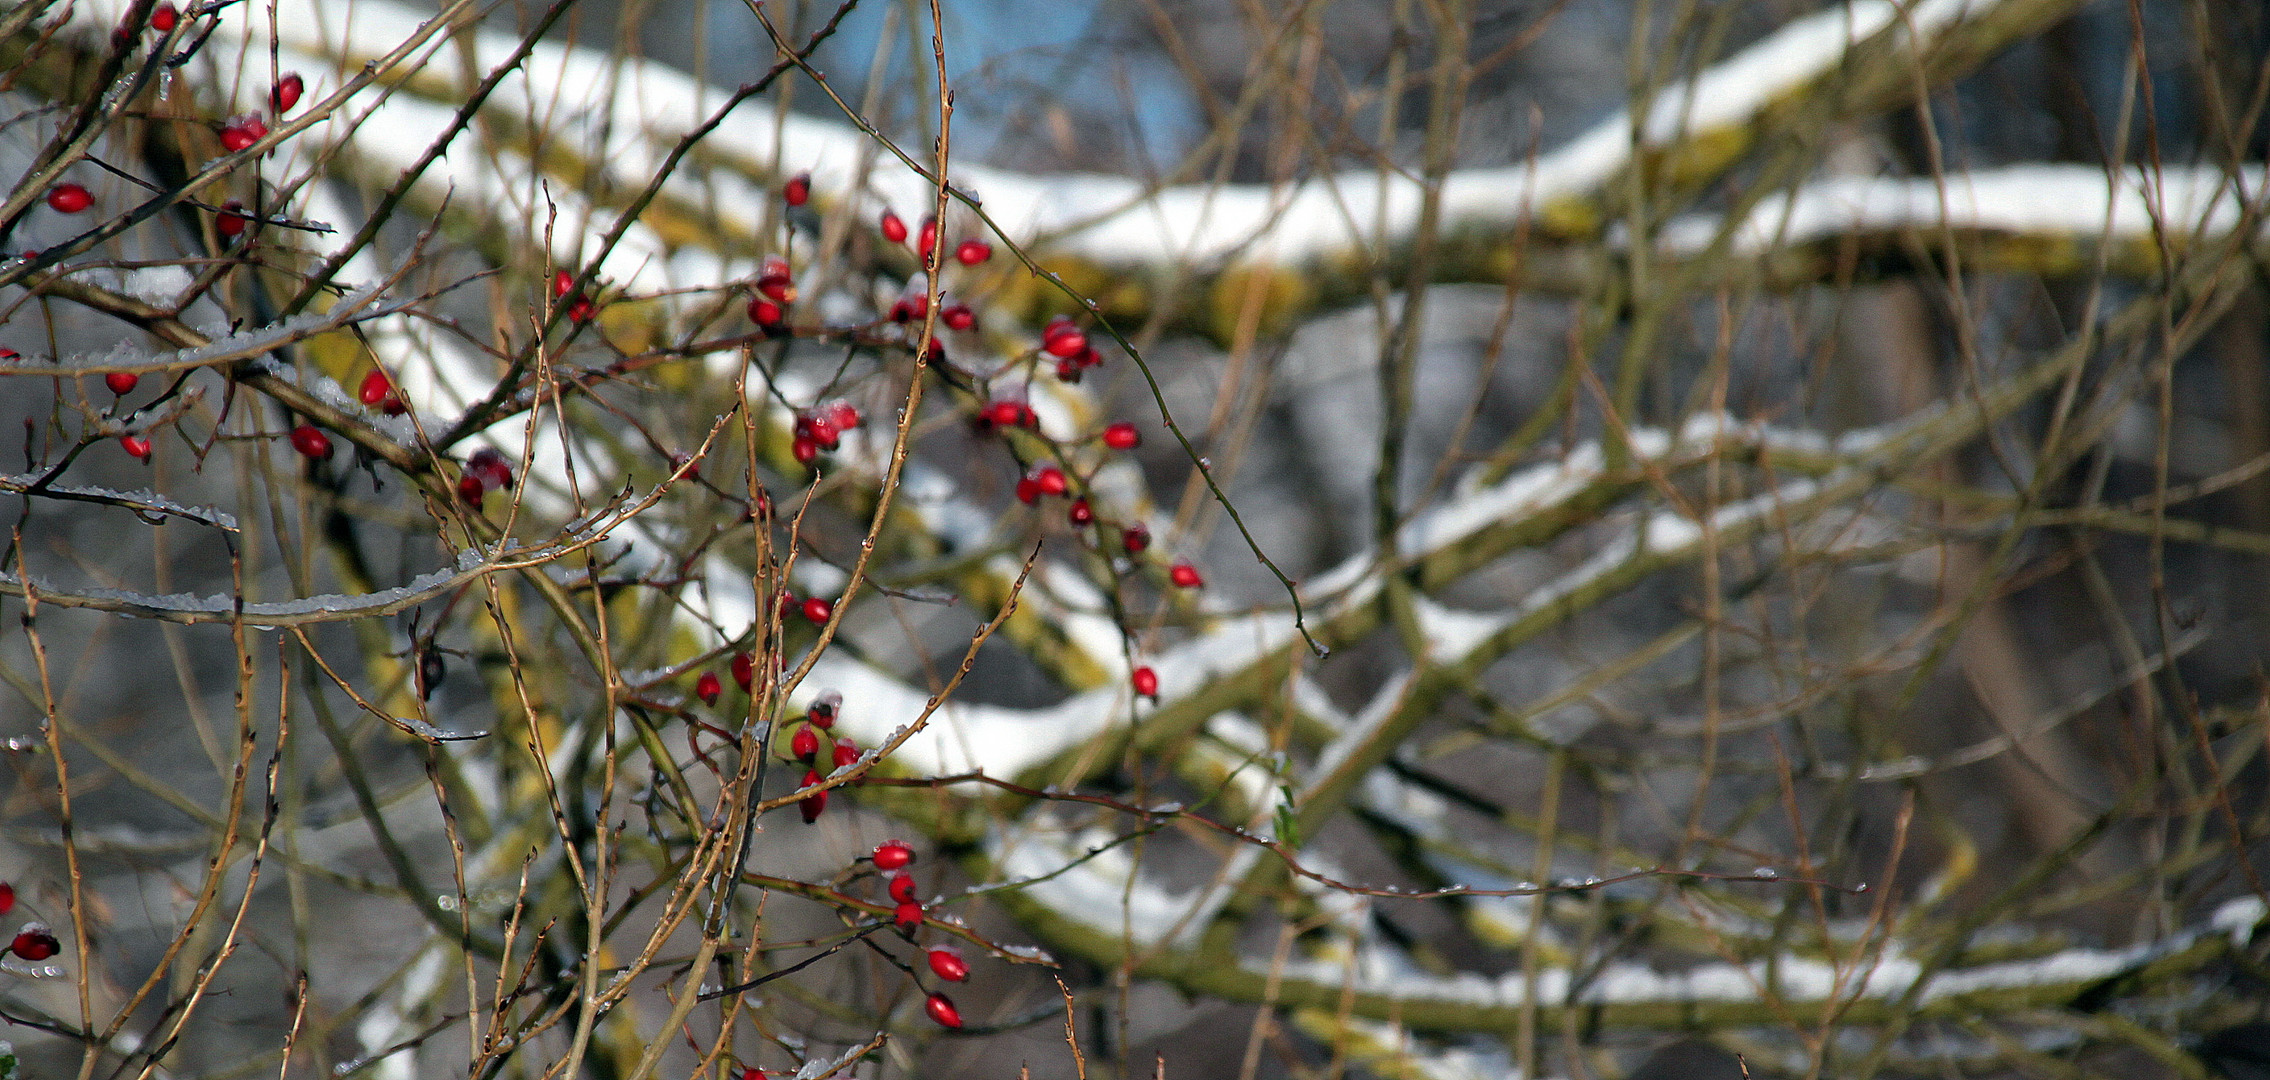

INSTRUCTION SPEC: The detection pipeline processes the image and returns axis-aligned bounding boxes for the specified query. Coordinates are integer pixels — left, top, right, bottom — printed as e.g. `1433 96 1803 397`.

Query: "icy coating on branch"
0 544 507 625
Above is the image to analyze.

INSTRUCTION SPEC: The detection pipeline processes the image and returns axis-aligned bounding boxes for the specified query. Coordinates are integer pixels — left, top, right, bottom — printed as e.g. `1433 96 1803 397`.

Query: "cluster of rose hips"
779 691 857 824
790 400 861 465
866 840 971 1029
46 11 304 242
551 270 597 324
0 881 59 967
456 447 515 506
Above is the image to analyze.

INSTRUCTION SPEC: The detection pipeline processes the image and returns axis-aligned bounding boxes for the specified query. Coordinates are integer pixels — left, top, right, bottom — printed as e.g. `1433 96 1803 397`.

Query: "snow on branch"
1661 165 2270 268
1 539 562 625
59 0 2095 292
0 473 239 531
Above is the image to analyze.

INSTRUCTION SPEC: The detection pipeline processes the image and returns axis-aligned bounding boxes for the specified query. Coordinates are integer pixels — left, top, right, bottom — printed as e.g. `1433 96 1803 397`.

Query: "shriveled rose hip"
807 688 841 728
1122 523 1151 553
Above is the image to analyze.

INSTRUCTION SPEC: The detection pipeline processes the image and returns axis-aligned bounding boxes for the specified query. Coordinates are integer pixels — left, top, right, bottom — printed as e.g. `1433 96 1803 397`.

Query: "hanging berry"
120 434 152 461
1102 422 1140 450
1067 498 1093 526
879 209 907 244
801 596 834 625
924 993 963 1029
927 946 969 982
695 671 722 706
150 2 178 31
46 183 92 213
798 769 828 823
941 303 976 331
1170 563 1203 588
783 172 810 206
831 737 860 770
731 651 757 692
1132 666 1159 698
105 372 139 396
887 871 919 904
358 367 406 414
872 840 914 870
789 723 820 763
216 201 251 239
916 216 939 261
272 73 304 114
807 689 842 728
288 424 333 461
893 900 925 932
954 238 991 265
1122 523 1151 554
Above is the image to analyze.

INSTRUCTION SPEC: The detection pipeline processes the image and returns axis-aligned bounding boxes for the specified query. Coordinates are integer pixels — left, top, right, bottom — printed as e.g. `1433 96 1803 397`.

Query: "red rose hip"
1132 666 1158 698
893 900 924 932
289 424 333 460
924 992 963 1029
272 73 304 114
46 183 92 213
801 596 834 625
1170 562 1203 588
1102 422 1140 450
695 671 722 706
10 922 58 962
879 209 907 244
105 372 139 396
873 840 914 870
927 946 969 982
798 769 828 823
887 871 919 904
954 238 991 265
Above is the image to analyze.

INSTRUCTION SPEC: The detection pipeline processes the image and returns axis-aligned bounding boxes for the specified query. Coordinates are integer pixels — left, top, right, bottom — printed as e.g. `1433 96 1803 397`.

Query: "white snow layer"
52 0 2182 283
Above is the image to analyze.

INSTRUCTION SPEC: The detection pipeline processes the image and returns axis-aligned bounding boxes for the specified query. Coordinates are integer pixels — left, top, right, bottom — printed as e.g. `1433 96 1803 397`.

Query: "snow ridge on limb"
58 0 2086 278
